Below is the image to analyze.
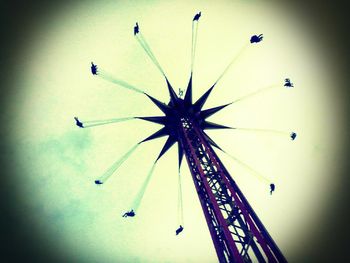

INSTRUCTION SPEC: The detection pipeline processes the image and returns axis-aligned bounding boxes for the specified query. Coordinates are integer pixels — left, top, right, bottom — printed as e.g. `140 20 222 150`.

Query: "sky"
4 0 349 262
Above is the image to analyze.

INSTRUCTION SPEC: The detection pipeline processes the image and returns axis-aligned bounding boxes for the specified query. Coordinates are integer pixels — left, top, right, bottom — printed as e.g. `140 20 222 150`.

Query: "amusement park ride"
76 12 295 263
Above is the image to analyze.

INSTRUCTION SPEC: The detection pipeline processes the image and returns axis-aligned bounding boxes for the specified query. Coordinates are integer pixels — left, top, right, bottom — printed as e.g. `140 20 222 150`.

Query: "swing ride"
76 12 296 262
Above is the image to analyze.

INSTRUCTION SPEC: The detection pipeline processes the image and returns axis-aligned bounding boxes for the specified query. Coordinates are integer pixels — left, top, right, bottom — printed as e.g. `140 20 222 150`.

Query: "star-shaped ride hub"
137 75 231 166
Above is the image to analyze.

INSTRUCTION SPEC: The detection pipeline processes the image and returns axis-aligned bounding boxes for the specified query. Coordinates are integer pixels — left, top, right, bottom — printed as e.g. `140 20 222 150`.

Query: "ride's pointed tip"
165 77 178 100
144 93 170 113
95 180 103 185
193 84 216 111
188 73 193 83
140 137 150 143
144 92 160 101
141 127 168 143
156 136 177 161
184 74 193 105
201 103 232 119
136 116 166 125
165 79 174 92
202 121 231 130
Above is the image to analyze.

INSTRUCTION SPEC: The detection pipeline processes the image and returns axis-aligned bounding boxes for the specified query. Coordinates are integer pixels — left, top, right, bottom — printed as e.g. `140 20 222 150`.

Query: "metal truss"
179 117 287 263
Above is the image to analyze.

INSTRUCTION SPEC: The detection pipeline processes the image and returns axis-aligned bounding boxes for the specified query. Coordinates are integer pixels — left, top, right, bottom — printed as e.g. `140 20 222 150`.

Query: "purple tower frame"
136 73 288 262
179 117 287 262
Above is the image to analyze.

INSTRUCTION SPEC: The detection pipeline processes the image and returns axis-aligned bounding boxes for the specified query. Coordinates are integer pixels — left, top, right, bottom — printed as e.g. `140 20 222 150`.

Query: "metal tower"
82 12 290 263
137 75 287 263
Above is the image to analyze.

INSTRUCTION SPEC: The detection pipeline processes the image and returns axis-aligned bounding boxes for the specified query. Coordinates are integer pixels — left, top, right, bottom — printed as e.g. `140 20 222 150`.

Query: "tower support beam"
179 117 287 263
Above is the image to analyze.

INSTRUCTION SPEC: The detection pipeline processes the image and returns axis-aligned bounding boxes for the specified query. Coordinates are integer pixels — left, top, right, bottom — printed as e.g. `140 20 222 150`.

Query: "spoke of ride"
97 68 144 94
135 32 166 77
213 42 250 86
222 150 272 185
81 117 134 128
233 127 290 137
177 170 184 226
95 143 139 184
130 161 157 212
231 83 280 104
191 19 199 73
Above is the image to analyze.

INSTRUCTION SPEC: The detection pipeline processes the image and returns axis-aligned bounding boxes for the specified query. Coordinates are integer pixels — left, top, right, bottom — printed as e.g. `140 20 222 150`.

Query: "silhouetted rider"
74 117 84 128
123 210 135 217
176 225 184 235
250 34 263 43
193 12 201 21
134 22 139 35
290 132 297 140
270 183 275 195
91 62 98 75
284 78 294 88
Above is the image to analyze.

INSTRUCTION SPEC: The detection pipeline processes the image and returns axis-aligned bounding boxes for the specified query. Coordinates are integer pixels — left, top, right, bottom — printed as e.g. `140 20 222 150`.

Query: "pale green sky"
12 0 345 262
